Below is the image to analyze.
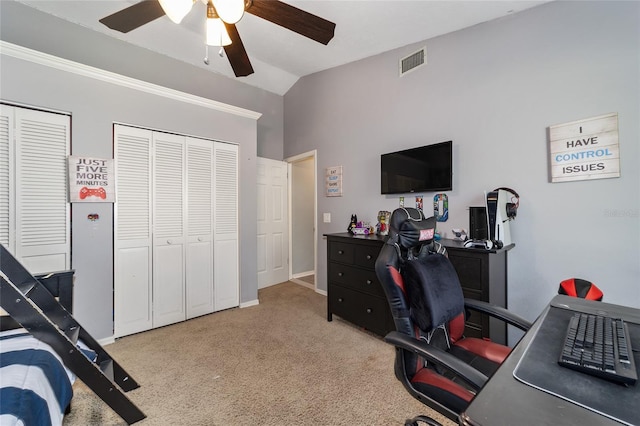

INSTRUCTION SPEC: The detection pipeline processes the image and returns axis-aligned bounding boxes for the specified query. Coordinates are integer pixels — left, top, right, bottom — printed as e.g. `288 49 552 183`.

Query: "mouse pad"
513 306 640 426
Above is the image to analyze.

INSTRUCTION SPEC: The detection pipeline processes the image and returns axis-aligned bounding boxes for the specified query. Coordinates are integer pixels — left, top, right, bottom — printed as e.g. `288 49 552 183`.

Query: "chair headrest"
387 208 436 249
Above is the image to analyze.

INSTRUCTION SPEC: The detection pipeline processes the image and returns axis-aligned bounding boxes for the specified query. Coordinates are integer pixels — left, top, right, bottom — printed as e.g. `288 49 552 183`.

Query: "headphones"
494 187 520 220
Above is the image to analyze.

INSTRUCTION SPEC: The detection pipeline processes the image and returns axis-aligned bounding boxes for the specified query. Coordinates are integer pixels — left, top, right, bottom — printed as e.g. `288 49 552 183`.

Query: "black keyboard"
558 312 638 385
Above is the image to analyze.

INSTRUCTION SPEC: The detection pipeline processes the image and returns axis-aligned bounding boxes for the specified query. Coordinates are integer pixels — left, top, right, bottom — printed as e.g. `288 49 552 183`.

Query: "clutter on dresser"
451 228 468 241
347 214 358 233
346 214 374 235
376 211 391 236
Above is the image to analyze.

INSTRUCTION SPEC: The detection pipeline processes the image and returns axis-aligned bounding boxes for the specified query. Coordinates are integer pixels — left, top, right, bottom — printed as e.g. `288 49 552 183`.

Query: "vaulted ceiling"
15 1 549 95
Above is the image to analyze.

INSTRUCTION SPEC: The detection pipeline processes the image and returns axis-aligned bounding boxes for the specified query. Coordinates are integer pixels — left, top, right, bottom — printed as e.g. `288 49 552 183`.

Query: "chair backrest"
558 278 603 301
375 208 466 370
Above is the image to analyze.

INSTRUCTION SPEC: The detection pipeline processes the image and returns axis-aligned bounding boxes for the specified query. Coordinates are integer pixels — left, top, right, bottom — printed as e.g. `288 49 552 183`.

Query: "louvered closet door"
213 142 239 311
114 125 153 337
0 105 14 250
14 108 70 273
185 137 214 319
152 132 186 327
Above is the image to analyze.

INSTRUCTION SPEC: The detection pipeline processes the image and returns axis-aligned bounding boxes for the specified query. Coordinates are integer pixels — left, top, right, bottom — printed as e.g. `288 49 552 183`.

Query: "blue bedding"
0 329 74 426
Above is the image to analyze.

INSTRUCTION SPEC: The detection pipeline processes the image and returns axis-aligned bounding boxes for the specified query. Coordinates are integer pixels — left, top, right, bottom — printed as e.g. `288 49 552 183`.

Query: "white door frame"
286 150 317 290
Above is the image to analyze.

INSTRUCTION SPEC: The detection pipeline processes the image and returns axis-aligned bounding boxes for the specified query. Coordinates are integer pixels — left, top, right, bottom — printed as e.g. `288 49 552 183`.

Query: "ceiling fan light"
159 0 193 24
206 18 232 46
212 0 245 24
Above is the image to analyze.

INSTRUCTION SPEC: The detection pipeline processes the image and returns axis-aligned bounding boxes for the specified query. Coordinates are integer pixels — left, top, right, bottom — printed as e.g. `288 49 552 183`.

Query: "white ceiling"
17 0 550 95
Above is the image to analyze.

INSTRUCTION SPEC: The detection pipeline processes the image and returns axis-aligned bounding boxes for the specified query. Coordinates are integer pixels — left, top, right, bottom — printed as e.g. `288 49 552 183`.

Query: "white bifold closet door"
186 137 215 319
114 126 153 337
152 132 186 327
0 104 70 274
213 142 239 311
114 124 238 338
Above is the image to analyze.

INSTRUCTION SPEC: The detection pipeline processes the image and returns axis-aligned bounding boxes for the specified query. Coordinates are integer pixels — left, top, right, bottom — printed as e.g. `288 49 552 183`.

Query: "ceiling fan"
99 0 336 77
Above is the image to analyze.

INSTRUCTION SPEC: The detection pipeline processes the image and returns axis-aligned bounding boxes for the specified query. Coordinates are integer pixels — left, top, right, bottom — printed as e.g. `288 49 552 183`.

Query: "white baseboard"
240 299 259 308
292 270 314 279
290 278 314 290
315 288 327 297
98 336 116 346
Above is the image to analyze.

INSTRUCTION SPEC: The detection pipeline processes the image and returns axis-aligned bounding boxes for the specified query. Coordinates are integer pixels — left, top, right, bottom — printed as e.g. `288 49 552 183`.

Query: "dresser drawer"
328 264 385 297
353 244 381 269
448 253 483 290
329 285 388 335
329 241 355 264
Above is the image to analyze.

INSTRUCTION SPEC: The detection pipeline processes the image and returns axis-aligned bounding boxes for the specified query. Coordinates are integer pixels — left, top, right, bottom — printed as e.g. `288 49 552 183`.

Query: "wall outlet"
323 213 331 223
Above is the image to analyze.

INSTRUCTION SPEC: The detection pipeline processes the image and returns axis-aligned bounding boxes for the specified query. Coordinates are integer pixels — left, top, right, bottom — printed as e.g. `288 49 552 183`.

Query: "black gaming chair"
375 208 532 425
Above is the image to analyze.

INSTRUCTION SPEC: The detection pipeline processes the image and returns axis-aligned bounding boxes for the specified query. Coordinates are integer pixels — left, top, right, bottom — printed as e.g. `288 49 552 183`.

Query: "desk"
460 295 640 426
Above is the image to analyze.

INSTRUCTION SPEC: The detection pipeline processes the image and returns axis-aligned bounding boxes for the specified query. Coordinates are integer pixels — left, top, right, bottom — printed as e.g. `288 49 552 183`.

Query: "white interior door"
114 125 240 336
10 107 70 273
114 125 153 337
257 157 289 288
0 105 13 250
213 142 239 311
185 137 214 319
152 132 186 327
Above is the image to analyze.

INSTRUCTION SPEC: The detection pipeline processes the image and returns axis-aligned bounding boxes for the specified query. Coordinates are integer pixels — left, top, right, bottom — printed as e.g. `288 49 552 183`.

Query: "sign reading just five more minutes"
549 113 620 183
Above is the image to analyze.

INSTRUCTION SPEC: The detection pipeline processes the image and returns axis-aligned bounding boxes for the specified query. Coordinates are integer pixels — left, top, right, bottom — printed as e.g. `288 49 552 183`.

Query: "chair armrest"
463 298 532 331
385 331 488 390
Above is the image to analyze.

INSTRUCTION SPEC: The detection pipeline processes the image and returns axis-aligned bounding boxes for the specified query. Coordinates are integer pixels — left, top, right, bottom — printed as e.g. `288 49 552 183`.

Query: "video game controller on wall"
79 186 107 200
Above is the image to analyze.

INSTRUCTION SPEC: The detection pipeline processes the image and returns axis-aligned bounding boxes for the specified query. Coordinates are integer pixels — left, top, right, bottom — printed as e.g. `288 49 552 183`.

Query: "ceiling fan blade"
223 23 254 77
247 0 336 45
99 0 166 33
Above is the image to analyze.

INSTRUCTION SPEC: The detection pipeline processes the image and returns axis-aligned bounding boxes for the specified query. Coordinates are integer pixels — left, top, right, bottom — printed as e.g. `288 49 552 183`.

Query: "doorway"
287 151 317 290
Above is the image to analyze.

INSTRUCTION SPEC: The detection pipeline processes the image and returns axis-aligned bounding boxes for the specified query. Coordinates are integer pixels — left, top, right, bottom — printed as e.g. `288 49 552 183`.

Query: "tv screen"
381 141 452 194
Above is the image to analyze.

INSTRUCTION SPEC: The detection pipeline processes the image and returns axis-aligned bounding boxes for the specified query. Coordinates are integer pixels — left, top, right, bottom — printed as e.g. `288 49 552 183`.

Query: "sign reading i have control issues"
549 113 620 183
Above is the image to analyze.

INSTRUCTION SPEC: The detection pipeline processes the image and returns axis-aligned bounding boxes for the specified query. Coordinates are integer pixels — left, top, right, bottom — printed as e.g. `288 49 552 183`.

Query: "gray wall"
0 0 290 339
0 53 258 339
0 1 284 161
284 1 640 340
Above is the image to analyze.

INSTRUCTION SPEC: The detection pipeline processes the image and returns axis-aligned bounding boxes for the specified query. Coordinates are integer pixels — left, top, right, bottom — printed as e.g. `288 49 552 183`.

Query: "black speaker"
469 206 488 240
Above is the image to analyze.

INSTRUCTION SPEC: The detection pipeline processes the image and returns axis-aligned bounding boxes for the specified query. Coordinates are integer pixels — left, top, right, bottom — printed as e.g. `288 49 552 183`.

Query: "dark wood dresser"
439 238 513 345
325 233 513 343
325 233 392 337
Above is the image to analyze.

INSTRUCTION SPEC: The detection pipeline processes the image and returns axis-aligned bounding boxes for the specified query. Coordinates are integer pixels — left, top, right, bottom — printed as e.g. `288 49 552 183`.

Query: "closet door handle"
167 240 172 245
197 237 202 242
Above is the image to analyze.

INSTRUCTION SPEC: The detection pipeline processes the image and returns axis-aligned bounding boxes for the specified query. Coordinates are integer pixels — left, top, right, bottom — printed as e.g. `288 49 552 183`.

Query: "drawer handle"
338 298 344 303
366 279 372 285
366 255 372 260
338 250 344 255
338 272 344 277
366 308 372 314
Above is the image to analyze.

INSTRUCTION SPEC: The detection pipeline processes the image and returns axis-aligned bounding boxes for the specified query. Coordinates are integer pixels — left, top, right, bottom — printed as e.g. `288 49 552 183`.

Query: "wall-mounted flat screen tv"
381 141 452 194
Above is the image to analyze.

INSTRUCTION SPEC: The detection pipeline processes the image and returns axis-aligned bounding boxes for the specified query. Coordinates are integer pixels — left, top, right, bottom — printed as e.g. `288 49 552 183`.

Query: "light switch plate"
323 213 331 223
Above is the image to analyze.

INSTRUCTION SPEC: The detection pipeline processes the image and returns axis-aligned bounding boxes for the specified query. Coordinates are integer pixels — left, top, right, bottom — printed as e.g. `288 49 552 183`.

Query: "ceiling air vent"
399 47 426 76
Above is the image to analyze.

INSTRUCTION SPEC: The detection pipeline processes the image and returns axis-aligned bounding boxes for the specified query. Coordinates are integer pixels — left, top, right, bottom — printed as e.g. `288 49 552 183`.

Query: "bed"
0 270 77 426
0 328 75 425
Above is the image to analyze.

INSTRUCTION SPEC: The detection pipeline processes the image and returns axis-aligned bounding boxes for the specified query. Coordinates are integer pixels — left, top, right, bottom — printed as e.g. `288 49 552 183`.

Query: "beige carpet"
63 282 453 426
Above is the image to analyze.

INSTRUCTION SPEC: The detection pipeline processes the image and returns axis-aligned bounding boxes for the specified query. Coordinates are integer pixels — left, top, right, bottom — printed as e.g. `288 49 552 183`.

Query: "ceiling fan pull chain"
204 43 210 65
219 47 224 58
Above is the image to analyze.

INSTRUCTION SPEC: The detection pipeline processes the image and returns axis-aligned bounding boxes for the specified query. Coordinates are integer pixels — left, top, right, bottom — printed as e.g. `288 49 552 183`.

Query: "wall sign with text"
549 113 620 183
68 156 115 202
325 166 343 197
